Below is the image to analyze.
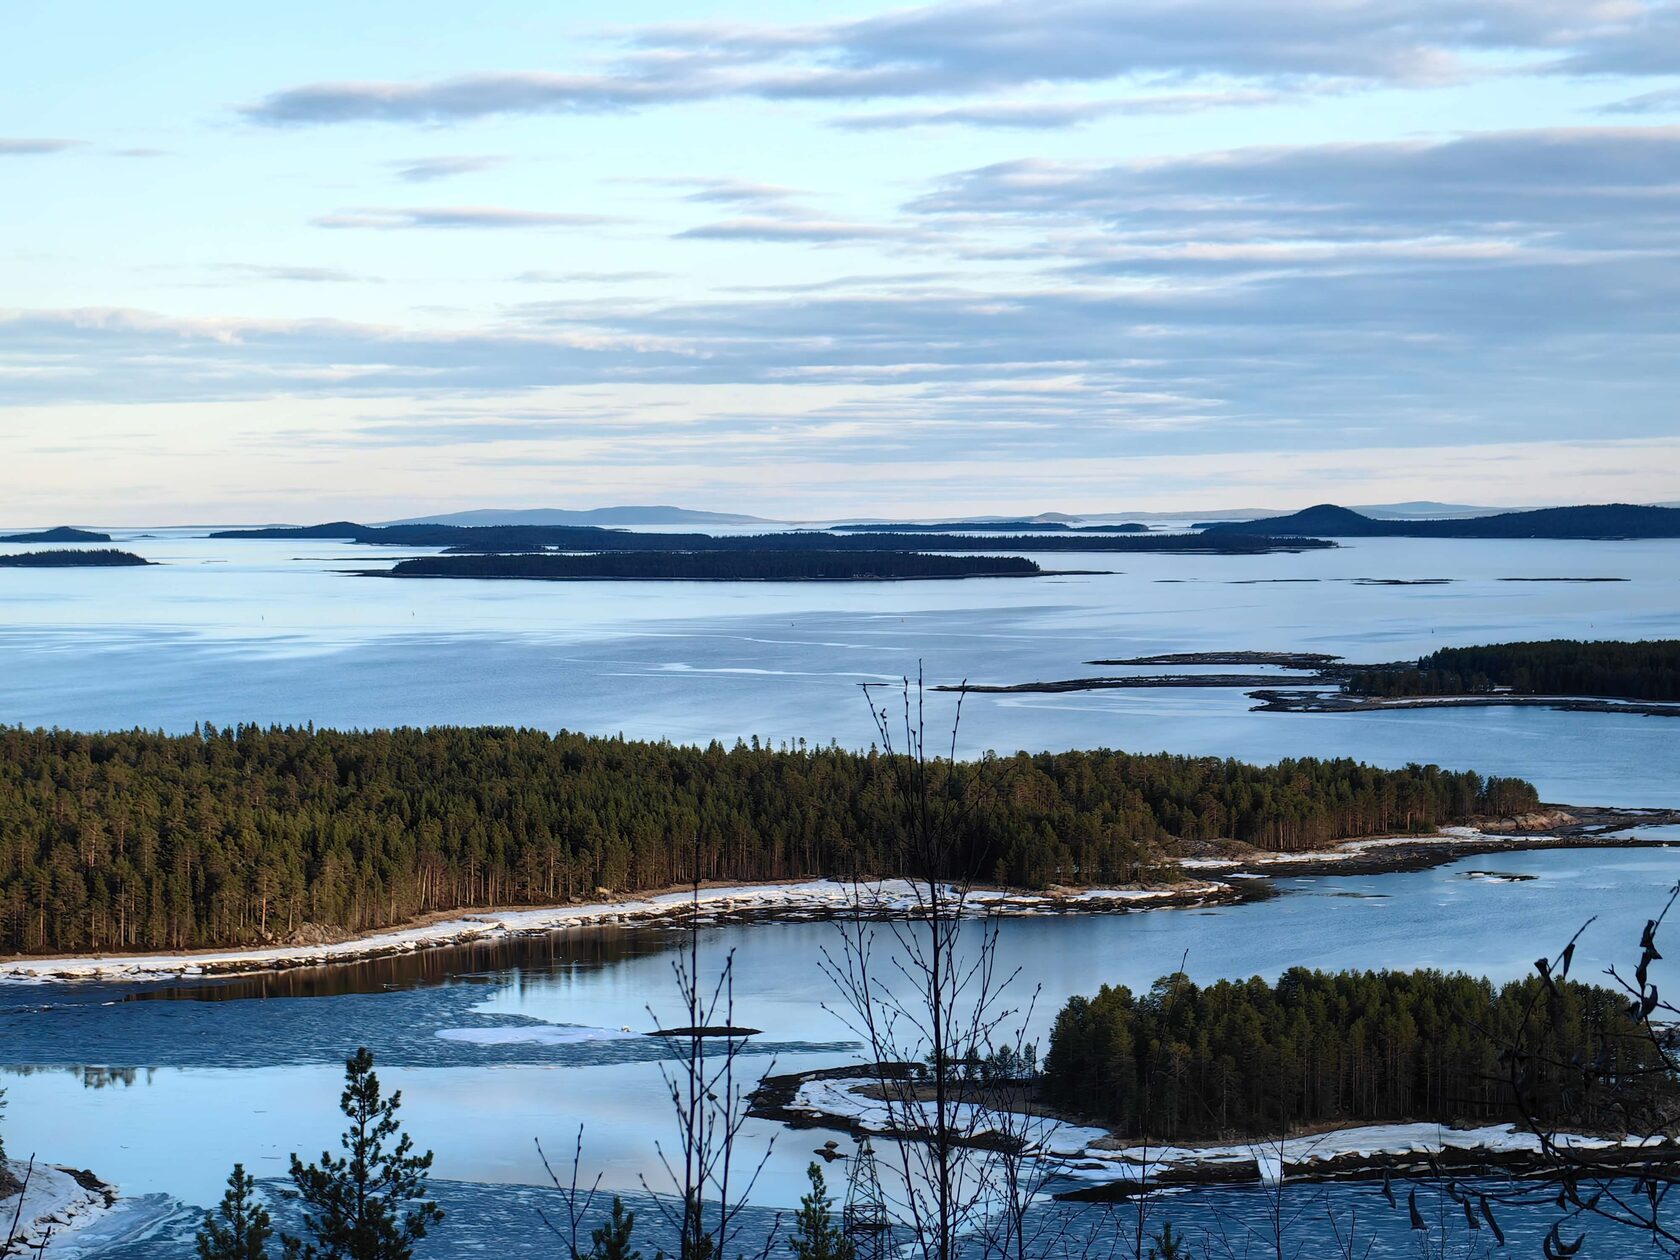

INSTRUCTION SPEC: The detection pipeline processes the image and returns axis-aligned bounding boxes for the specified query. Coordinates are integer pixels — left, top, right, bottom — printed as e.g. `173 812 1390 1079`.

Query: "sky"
5 1 1680 523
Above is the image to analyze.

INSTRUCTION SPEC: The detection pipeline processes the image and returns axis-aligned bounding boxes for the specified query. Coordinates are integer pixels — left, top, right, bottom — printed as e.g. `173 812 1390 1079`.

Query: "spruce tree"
788 1163 854 1260
282 1048 443 1260
587 1197 643 1260
196 1164 274 1260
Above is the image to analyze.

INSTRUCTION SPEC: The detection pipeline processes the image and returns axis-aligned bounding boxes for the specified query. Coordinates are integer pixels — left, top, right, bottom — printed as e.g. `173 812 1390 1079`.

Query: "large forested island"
373 551 1047 582
0 549 148 568
0 526 112 543
213 520 1327 555
1204 502 1680 539
1348 639 1680 702
1042 968 1663 1138
0 725 1535 954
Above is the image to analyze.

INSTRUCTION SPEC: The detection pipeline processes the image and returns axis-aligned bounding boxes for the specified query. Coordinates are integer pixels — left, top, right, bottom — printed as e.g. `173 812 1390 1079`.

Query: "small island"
952 641 1680 717
0 548 150 568
0 526 112 543
369 551 1052 582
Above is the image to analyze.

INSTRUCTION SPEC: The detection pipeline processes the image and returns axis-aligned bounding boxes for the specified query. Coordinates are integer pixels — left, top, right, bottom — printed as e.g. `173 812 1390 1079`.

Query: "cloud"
390 154 505 181
675 218 902 242
831 92 1290 129
313 205 617 229
213 265 371 284
0 137 81 154
1601 86 1680 114
514 270 671 283
240 3 1680 127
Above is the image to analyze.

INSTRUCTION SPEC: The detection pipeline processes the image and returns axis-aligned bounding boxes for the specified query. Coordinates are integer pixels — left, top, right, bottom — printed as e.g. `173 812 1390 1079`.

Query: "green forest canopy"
1042 968 1667 1139
1348 639 1680 702
0 725 1536 954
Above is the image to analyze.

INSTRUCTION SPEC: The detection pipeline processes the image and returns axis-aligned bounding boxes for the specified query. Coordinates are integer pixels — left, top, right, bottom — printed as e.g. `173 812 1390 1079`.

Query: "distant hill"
0 526 112 543
1204 503 1680 539
375 506 776 527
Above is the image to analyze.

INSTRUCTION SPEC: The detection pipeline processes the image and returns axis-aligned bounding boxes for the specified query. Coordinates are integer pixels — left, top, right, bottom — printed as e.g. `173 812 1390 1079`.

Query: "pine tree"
788 1163 854 1260
1147 1222 1192 1260
587 1197 643 1260
196 1164 274 1260
282 1048 444 1260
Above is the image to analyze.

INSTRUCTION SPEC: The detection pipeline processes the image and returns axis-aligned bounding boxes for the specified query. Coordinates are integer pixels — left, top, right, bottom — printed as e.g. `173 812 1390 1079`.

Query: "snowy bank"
0 878 1232 985
763 1071 1677 1192
0 1161 118 1254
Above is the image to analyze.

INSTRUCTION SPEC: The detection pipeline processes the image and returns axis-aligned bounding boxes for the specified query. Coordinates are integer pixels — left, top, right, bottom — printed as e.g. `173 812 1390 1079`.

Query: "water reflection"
125 924 685 1003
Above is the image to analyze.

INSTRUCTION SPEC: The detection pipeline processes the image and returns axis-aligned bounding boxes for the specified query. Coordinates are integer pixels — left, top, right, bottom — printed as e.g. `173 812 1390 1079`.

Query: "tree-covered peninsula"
0 726 1534 954
1042 968 1667 1138
1348 639 1680 703
376 551 1045 581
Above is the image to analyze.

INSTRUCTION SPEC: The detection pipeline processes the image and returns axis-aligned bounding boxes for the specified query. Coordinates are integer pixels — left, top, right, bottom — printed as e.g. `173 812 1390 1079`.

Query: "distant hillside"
375 506 775 527
1204 503 1680 539
0 549 149 567
0 526 112 543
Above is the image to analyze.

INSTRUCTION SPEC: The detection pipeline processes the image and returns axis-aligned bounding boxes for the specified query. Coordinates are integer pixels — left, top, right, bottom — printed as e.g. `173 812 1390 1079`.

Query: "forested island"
957 642 1680 715
0 725 1535 954
0 526 111 543
1347 639 1680 702
0 549 149 568
372 551 1047 582
213 521 1326 555
1042 968 1664 1138
1203 502 1680 539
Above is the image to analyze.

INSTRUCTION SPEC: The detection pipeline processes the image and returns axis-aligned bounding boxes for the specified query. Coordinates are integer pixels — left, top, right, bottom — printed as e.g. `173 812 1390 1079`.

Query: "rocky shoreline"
0 1161 119 1253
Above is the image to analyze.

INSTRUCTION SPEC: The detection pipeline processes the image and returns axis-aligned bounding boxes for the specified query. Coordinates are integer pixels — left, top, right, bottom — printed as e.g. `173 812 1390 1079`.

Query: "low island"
368 551 1053 581
0 548 149 568
213 520 1328 555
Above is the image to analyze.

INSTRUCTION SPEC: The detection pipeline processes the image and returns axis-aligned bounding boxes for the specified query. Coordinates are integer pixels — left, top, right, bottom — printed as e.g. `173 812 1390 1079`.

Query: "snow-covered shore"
774 1074 1672 1189
0 1161 118 1254
0 877 1233 985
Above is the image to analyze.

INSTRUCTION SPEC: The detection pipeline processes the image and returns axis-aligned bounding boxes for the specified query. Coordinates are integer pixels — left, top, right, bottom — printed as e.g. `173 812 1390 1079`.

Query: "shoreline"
0 1161 119 1252
0 878 1237 984
3 809 1673 984
751 1067 1679 1195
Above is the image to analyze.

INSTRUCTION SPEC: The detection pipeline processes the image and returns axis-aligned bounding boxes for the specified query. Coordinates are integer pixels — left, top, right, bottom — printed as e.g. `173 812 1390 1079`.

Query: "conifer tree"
788 1163 854 1260
282 1048 443 1260
196 1164 274 1260
587 1197 643 1260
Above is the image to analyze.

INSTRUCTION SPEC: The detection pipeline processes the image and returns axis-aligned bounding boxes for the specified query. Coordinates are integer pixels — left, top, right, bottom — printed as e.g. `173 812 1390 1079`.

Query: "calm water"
3 528 1679 1254
1 530 1678 802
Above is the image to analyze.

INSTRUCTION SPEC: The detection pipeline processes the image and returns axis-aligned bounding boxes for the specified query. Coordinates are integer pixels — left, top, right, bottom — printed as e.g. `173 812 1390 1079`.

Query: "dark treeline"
1348 639 1680 702
1042 968 1670 1139
213 521 1327 555
378 551 1042 582
0 726 1533 954
0 549 150 568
